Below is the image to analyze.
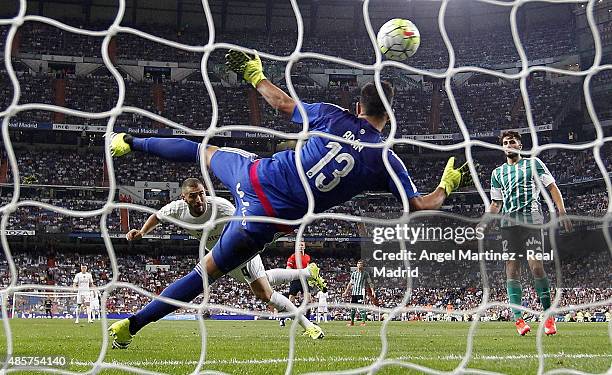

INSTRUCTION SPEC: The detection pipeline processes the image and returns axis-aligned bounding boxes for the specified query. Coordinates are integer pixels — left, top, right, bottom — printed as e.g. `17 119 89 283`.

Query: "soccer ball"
377 18 421 61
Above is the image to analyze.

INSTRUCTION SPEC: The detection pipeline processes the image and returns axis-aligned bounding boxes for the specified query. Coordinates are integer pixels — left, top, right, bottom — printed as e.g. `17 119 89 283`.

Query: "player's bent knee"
249 278 273 302
204 253 224 279
254 289 272 302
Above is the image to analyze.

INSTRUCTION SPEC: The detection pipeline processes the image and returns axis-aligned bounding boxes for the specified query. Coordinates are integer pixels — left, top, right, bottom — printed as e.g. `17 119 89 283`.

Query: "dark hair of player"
500 130 521 145
181 178 204 193
359 81 394 118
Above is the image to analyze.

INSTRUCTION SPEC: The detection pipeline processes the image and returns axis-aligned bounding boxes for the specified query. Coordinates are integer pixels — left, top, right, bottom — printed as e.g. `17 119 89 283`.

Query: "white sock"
87 306 92 321
270 292 314 330
75 305 80 322
266 268 310 286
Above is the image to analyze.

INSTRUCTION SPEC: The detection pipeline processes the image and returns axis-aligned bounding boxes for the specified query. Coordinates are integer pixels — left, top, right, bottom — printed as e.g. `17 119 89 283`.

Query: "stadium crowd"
3 68 590 136
1 142 610 235
6 142 611 188
15 21 578 68
1 14 606 137
5 252 610 321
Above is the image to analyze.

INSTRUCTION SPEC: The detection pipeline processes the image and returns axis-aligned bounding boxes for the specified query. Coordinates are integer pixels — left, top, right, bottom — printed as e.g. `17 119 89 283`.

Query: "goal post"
11 291 77 319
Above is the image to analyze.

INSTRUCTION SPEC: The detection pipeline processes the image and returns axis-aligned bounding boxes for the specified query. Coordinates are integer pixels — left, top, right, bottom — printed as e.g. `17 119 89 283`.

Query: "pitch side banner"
13 122 553 140
161 314 256 321
5 230 35 236
9 122 52 130
68 232 362 241
401 133 454 141
49 123 250 138
71 232 182 240
400 124 553 141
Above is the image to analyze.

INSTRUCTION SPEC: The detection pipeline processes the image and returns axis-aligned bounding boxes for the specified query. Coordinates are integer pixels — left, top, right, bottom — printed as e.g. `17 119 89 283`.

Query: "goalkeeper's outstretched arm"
225 50 296 116
408 189 447 211
256 80 296 116
397 157 473 212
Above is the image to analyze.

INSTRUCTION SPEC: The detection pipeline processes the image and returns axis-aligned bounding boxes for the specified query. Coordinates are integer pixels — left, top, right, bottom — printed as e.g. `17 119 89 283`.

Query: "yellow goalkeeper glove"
225 49 267 88
438 157 473 196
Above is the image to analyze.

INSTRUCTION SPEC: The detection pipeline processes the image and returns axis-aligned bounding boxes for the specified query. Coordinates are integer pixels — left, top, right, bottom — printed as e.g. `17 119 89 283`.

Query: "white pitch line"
69 353 612 367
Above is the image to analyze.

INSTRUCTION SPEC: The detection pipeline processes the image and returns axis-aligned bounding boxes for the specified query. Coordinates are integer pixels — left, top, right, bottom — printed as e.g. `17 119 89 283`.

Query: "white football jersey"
73 272 93 291
316 291 329 305
90 290 100 308
156 196 235 248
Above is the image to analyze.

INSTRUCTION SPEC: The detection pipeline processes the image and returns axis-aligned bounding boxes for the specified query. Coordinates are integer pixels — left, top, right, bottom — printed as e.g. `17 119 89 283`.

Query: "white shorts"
194 254 266 285
90 299 100 310
318 305 328 313
76 291 91 304
228 255 267 284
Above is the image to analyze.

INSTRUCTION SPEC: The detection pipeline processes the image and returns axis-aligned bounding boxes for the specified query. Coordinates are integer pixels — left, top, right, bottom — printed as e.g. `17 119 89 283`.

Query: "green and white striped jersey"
490 157 555 227
350 269 373 296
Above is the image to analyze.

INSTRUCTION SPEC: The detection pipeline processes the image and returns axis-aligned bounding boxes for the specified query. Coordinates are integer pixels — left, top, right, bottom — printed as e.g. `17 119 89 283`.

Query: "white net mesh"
0 0 611 373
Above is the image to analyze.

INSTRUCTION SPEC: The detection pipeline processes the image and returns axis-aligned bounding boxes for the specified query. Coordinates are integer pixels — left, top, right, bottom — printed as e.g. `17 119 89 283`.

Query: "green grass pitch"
1 319 610 374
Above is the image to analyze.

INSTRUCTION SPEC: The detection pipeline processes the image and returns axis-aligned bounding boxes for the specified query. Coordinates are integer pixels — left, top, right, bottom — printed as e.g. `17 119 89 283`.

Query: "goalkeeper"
108 49 473 332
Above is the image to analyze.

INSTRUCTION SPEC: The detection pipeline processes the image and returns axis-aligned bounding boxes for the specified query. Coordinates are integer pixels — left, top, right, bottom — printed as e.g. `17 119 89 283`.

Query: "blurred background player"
343 260 375 326
72 265 94 324
44 297 53 319
316 287 329 323
279 241 317 327
109 178 326 348
90 290 101 321
487 130 572 336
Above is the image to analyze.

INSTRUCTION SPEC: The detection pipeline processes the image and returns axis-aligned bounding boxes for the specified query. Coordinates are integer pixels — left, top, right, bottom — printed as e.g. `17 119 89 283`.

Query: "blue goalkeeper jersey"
255 102 420 219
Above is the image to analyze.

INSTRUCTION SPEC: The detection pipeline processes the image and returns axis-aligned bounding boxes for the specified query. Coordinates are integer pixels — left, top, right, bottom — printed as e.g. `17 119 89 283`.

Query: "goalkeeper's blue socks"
128 269 215 335
127 136 201 163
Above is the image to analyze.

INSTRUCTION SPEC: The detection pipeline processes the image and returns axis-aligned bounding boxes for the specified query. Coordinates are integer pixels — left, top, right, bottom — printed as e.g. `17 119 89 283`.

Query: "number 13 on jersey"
306 142 355 192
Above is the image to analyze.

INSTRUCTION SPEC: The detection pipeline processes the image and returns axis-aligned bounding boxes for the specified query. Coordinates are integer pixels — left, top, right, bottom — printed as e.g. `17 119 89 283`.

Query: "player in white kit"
90 289 101 320
109 178 327 348
129 189 270 286
125 179 325 295
73 265 94 324
316 287 329 323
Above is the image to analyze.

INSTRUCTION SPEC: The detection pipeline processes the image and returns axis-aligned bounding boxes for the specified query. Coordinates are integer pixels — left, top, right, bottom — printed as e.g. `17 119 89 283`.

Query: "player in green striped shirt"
343 260 376 326
488 131 572 336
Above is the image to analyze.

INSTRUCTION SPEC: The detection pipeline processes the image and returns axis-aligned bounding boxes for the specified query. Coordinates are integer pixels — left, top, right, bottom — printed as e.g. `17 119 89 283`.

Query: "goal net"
10 291 77 319
0 0 610 373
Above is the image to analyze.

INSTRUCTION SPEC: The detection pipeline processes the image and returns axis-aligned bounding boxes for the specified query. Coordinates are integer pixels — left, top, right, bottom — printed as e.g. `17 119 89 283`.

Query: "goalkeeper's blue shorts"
208 147 292 274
